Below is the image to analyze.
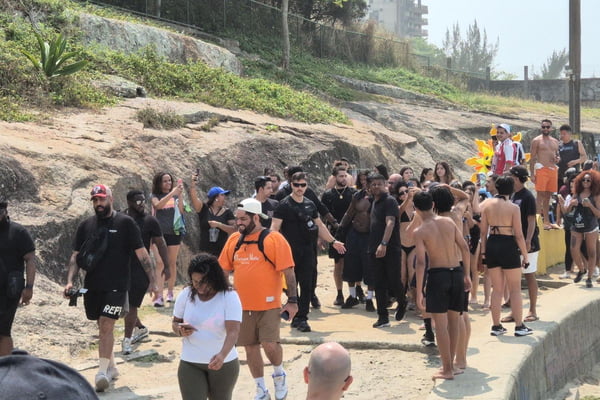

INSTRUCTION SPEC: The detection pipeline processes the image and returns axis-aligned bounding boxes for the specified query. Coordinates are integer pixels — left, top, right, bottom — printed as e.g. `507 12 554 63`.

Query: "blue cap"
207 186 230 198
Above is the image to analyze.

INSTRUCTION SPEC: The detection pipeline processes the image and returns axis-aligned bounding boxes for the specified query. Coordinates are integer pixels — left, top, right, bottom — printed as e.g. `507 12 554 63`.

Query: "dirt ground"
11 258 600 399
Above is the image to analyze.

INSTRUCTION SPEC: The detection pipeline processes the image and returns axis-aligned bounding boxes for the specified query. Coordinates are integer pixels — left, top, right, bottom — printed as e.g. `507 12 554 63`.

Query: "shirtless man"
530 119 561 229
414 191 472 381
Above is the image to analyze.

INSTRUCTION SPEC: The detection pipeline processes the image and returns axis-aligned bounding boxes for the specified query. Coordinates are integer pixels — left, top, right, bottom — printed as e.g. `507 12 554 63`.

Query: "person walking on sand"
413 191 471 381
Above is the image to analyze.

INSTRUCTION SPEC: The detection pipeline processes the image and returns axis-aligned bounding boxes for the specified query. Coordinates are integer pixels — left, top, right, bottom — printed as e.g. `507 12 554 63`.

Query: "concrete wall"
468 77 600 104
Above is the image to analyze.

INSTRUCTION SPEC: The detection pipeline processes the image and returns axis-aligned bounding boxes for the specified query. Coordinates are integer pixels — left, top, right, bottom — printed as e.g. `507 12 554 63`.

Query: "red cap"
90 184 109 199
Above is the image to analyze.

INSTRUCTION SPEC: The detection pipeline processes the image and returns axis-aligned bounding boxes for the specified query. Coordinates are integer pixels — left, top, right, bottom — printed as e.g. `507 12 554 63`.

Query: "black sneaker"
514 324 533 337
365 299 375 312
291 318 300 328
490 324 507 336
356 286 365 303
296 320 312 332
311 295 321 309
586 278 593 288
421 333 436 347
341 296 359 309
333 294 344 306
372 318 390 328
395 295 407 321
574 270 587 283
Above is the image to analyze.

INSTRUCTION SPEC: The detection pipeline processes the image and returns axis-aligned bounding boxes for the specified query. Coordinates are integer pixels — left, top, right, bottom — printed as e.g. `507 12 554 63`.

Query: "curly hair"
187 253 231 302
434 162 455 184
573 170 600 197
151 172 173 196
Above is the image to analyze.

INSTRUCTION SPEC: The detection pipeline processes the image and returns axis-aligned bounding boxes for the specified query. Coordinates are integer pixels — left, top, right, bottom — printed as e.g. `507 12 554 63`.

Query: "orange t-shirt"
219 230 294 311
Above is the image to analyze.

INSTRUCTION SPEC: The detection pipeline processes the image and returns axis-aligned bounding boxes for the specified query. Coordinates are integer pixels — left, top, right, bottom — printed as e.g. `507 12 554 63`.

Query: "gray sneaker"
254 386 271 400
131 326 149 343
273 372 288 400
121 337 133 355
95 372 110 392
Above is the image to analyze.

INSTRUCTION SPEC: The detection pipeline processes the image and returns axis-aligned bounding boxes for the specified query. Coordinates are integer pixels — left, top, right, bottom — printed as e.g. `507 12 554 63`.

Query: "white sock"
367 290 374 300
273 364 285 376
349 286 357 297
255 377 267 390
99 358 110 374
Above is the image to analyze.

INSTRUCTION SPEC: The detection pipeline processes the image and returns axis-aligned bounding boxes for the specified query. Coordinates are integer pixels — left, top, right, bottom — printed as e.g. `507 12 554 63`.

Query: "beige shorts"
238 309 281 346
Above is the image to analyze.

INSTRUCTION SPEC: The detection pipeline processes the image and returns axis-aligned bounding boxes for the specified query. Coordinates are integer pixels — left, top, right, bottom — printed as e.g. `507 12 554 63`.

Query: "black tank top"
558 140 580 175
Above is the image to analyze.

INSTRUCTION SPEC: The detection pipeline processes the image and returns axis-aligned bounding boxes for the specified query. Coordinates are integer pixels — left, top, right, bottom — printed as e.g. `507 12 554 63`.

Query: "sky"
425 0 600 78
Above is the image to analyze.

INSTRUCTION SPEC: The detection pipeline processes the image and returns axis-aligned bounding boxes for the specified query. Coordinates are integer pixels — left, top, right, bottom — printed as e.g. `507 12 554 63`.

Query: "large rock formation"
77 13 243 75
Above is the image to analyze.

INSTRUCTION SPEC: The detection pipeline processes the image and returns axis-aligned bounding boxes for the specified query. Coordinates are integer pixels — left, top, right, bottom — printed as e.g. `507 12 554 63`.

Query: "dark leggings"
564 229 573 271
178 358 240 400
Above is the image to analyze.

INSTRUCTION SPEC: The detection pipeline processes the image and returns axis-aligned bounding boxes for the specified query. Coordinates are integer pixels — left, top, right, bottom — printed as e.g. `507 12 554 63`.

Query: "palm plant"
21 31 88 78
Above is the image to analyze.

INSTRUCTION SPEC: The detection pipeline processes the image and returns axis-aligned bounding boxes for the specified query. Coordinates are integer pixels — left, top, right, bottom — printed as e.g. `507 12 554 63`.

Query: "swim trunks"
534 166 558 193
425 266 464 313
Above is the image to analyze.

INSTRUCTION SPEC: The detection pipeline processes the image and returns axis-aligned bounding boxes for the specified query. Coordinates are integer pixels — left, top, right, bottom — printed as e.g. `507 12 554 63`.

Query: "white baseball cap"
237 198 268 219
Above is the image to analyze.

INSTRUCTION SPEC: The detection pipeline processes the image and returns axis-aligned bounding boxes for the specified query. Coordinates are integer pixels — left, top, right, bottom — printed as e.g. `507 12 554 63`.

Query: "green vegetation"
21 31 88 78
136 107 185 130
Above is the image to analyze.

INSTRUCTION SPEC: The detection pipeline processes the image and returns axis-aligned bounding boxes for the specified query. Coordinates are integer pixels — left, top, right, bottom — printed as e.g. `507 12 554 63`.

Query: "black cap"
509 166 529 179
0 350 98 399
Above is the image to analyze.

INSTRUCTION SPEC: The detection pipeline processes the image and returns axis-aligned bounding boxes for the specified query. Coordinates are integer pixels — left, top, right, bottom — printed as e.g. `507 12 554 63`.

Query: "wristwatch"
287 296 298 303
330 239 336 245
380 240 388 246
25 283 34 289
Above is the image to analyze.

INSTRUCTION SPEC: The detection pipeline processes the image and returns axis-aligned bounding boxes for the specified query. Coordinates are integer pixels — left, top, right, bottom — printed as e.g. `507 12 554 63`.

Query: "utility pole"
569 0 581 135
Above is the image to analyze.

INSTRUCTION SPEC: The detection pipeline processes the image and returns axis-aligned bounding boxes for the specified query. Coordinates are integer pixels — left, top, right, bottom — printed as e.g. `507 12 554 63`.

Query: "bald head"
387 173 402 193
304 342 352 399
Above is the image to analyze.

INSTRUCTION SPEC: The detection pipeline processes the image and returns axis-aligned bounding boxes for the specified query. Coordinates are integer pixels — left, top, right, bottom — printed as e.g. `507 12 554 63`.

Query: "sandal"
524 315 539 322
500 315 515 323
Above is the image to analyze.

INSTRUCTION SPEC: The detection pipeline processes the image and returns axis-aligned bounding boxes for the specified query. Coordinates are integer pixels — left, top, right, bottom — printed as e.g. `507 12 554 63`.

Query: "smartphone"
280 311 290 321
178 322 197 331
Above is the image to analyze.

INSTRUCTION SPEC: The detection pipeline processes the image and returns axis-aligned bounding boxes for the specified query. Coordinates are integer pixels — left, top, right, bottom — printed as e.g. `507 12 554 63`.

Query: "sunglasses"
541 125 552 129
135 199 145 205
292 182 307 188
398 190 408 195
583 178 592 182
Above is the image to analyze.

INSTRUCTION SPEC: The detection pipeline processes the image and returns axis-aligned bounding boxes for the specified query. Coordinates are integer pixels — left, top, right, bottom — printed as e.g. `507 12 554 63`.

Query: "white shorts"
521 251 539 274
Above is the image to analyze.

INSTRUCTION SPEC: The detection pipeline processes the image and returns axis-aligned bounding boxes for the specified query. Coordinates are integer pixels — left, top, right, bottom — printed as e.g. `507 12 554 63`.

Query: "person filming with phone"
172 253 242 400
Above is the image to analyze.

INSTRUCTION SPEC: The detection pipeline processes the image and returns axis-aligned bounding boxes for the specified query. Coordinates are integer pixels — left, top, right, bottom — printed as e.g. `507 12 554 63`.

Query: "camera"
65 288 87 307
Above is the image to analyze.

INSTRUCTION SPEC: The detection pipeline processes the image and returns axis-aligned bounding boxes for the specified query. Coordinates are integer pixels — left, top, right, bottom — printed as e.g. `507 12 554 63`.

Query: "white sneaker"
559 271 570 279
594 267 599 278
95 372 110 392
255 386 271 400
273 372 288 400
122 337 133 355
107 366 119 381
131 326 149 344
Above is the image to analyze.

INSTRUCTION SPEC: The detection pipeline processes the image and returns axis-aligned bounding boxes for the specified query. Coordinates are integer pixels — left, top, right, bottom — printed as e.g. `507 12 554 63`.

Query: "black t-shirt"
128 212 163 278
368 193 400 253
321 187 357 223
558 140 581 178
0 219 35 273
74 212 144 291
198 204 235 256
260 198 279 229
512 188 540 253
273 196 319 248
274 185 330 217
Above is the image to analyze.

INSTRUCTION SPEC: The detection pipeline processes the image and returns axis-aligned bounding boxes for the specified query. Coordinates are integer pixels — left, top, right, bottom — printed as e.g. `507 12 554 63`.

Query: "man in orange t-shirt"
220 198 297 400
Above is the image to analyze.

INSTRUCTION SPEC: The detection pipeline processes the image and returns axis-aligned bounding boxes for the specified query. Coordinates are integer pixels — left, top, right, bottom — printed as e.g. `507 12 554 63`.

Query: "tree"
282 0 290 69
533 49 569 79
442 20 498 75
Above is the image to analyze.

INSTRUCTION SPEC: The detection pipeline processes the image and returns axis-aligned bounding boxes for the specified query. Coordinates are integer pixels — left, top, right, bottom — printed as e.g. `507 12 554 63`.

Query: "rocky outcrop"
77 13 243 75
92 75 147 98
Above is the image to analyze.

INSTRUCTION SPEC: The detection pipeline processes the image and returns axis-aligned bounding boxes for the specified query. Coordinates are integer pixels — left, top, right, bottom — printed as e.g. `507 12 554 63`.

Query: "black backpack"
232 229 274 267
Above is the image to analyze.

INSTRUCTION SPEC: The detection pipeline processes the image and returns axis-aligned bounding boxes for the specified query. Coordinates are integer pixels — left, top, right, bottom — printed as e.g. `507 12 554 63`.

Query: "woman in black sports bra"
462 181 482 305
480 176 530 336
563 170 600 287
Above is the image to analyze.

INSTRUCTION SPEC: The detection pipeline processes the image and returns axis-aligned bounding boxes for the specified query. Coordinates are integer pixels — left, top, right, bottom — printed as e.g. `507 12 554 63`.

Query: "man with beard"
64 185 157 392
0 199 36 356
121 190 170 355
219 198 298 400
321 167 357 306
530 119 561 229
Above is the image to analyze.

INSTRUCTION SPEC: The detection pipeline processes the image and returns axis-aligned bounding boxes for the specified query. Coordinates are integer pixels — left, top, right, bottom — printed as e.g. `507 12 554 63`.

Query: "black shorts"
486 235 521 269
84 290 128 320
0 297 20 336
164 234 182 246
328 243 344 261
129 266 150 308
425 267 464 313
342 229 372 285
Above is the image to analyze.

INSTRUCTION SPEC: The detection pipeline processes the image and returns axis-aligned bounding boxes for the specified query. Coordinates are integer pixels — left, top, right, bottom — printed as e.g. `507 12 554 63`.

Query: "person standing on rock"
303 342 353 400
413 191 472 381
321 166 357 307
254 176 279 229
558 123 587 194
368 173 404 328
150 172 186 306
529 120 561 229
0 199 36 356
122 190 170 355
219 198 298 400
272 172 346 333
64 184 157 392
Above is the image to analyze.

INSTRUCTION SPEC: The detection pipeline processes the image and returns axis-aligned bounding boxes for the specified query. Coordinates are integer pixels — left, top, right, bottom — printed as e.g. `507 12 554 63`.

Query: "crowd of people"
0 119 595 397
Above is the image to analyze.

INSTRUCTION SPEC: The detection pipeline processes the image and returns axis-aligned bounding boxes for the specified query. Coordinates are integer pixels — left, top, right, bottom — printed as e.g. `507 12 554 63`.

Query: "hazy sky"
425 0 599 78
